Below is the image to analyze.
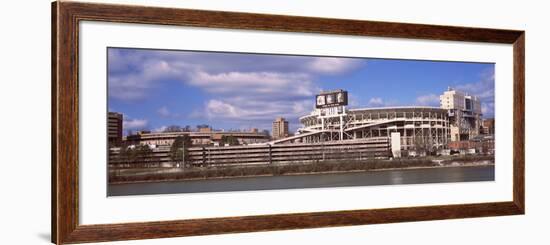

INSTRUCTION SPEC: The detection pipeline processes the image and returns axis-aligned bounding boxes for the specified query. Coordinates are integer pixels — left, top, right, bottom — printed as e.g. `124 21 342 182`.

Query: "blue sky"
108 47 494 134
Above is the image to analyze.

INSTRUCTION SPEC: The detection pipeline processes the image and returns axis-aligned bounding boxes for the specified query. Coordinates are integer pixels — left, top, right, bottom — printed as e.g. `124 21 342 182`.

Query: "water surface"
108 165 494 196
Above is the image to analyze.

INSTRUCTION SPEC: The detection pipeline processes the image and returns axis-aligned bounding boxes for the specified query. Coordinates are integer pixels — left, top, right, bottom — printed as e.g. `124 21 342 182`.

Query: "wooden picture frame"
52 1 525 244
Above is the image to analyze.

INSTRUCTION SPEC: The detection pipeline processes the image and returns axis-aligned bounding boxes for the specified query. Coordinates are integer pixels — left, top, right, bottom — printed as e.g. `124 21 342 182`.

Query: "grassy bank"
109 156 494 183
109 155 494 184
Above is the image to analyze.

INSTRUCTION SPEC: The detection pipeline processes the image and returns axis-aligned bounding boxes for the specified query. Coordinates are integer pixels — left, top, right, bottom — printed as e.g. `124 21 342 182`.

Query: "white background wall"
0 0 547 244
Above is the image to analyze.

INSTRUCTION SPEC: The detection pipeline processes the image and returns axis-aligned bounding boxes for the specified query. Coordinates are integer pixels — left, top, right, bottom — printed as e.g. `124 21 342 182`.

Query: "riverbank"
109 155 494 184
108 165 495 196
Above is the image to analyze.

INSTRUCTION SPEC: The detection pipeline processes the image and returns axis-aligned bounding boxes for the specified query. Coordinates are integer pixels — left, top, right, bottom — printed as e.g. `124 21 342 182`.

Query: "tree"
170 135 192 164
413 136 433 156
196 124 211 131
221 135 240 146
126 129 134 136
115 143 132 165
116 143 154 166
134 144 154 165
164 125 182 132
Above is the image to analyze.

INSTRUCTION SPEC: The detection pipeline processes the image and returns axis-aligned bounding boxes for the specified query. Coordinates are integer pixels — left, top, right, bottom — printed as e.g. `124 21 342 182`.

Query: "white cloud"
456 82 494 101
152 125 167 133
415 94 440 106
456 70 494 99
108 49 197 101
307 57 362 74
368 97 384 107
184 70 318 125
205 100 240 119
108 49 365 102
455 69 495 117
123 118 148 130
200 98 313 123
347 94 360 107
157 106 180 118
189 71 315 98
157 106 170 117
109 49 368 131
108 75 150 101
367 97 400 107
481 102 495 117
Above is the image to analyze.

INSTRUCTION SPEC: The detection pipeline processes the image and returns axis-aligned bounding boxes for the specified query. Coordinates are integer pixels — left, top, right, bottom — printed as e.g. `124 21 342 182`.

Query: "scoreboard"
316 90 348 109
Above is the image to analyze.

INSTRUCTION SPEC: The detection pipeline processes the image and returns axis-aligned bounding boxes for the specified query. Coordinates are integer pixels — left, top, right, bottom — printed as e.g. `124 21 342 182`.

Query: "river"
108 165 494 196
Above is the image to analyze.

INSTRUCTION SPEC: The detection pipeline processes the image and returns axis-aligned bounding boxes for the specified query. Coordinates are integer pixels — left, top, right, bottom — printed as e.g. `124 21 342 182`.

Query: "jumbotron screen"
316 90 348 109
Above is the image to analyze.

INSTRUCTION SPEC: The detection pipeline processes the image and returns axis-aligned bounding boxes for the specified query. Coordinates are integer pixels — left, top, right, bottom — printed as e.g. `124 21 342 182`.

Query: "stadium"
295 106 450 151
269 89 463 156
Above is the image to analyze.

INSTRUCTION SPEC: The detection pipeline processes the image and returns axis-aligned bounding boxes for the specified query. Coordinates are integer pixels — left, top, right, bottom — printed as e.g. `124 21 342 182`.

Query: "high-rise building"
272 117 289 139
440 88 482 141
108 112 123 146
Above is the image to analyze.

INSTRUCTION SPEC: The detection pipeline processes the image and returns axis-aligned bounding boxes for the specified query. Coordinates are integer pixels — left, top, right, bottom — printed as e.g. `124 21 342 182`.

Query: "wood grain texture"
64 202 521 244
51 2 58 243
513 33 525 213
53 1 80 244
52 1 525 244
61 1 523 43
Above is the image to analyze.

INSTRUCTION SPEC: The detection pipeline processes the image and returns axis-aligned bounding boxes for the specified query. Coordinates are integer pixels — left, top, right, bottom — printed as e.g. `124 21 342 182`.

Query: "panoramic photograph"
107 47 495 196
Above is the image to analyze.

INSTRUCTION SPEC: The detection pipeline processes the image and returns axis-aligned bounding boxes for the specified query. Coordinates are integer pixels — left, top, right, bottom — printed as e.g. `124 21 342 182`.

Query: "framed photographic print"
52 1 525 244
